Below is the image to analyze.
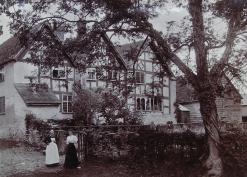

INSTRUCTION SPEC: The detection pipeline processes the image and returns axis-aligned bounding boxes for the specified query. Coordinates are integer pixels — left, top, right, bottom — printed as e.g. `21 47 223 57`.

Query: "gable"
116 40 174 77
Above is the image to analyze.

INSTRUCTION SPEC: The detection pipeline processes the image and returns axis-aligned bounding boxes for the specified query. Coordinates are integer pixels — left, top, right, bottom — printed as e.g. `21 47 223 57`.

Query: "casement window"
87 68 96 80
52 68 66 79
136 96 162 111
0 66 4 82
108 70 118 80
135 72 145 84
62 94 72 113
0 97 5 114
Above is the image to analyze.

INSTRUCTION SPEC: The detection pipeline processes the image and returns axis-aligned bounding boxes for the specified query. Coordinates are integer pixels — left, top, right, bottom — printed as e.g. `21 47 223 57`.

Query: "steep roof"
116 40 148 63
101 33 127 70
0 36 27 66
15 83 60 106
116 40 174 77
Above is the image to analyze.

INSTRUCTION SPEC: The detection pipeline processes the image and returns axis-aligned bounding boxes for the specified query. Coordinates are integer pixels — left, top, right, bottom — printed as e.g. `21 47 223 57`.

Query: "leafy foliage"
72 83 102 125
72 83 142 125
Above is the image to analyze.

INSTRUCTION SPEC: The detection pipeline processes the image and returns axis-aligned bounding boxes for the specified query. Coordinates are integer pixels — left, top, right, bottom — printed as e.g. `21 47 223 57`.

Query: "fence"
50 123 206 162
31 121 247 163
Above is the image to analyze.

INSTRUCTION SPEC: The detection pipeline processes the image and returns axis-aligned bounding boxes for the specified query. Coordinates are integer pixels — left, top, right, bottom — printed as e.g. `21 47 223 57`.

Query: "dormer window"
0 66 4 82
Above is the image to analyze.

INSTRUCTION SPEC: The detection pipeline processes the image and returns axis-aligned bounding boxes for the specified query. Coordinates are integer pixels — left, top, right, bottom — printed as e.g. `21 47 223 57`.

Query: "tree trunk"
198 85 223 177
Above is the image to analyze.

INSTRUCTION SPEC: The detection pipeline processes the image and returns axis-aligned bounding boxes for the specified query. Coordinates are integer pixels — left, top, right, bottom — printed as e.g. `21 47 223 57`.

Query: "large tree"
4 0 247 176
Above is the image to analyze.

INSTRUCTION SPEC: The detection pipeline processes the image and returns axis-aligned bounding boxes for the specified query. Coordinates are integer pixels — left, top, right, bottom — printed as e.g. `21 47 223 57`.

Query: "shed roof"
15 83 60 106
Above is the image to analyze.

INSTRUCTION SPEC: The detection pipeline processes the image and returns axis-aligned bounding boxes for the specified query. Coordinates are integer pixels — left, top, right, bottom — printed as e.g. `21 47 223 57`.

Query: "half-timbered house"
0 29 177 137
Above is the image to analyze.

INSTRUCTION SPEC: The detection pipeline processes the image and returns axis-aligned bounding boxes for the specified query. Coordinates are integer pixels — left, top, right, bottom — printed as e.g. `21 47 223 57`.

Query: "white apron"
45 139 60 165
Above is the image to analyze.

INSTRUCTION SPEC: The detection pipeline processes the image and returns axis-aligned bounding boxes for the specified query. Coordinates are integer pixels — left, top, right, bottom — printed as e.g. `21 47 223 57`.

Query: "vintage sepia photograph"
0 0 247 177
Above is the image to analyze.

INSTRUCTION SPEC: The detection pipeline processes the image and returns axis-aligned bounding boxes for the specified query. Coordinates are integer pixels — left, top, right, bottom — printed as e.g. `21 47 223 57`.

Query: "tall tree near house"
4 0 247 176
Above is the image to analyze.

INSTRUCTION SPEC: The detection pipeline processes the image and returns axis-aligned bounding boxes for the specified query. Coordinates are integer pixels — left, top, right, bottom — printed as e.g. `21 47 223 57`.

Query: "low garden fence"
25 119 207 163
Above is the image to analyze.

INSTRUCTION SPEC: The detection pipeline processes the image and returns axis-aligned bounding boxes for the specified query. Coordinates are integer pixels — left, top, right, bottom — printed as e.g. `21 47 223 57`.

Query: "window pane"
59 70 66 78
146 99 150 110
141 73 144 83
135 72 145 84
53 70 59 78
0 97 5 113
136 98 140 110
68 95 72 101
63 95 67 101
151 98 154 110
154 97 158 110
158 99 162 111
63 103 68 113
68 102 72 113
141 98 145 110
0 73 4 82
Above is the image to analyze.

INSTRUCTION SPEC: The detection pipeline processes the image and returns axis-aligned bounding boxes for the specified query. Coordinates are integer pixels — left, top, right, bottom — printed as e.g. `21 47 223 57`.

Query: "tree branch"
207 41 226 50
35 16 97 23
210 11 240 77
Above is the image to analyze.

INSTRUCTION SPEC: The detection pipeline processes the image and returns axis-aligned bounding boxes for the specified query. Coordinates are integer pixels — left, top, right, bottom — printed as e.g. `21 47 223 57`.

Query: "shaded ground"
6 159 204 177
0 139 204 177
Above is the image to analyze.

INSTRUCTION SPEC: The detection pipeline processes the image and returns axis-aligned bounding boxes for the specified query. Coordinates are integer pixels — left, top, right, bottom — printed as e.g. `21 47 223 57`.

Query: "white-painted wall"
0 62 17 138
14 61 38 83
0 61 72 138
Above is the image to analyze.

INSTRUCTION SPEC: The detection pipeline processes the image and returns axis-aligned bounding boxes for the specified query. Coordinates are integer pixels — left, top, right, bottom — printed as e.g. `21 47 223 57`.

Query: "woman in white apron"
45 137 60 167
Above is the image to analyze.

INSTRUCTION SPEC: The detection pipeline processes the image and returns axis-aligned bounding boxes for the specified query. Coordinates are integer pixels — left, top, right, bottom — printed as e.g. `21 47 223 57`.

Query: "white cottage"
0 36 73 138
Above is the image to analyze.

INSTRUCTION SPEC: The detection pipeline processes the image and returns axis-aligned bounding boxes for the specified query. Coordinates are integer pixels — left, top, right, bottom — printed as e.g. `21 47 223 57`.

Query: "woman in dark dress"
64 131 80 169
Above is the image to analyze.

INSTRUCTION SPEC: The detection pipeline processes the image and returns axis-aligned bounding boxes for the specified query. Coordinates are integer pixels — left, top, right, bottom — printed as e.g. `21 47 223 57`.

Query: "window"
53 68 66 79
136 96 162 111
87 68 96 80
0 97 5 114
135 72 145 84
0 66 4 82
0 26 2 35
242 116 247 122
108 70 118 80
62 94 72 113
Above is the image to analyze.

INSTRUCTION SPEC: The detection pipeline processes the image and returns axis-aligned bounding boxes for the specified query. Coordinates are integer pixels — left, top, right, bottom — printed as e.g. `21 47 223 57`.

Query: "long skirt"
45 142 60 167
64 143 79 168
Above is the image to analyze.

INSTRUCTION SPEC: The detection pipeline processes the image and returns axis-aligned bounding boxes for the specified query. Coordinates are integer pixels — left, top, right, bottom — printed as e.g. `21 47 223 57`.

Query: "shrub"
72 83 142 125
